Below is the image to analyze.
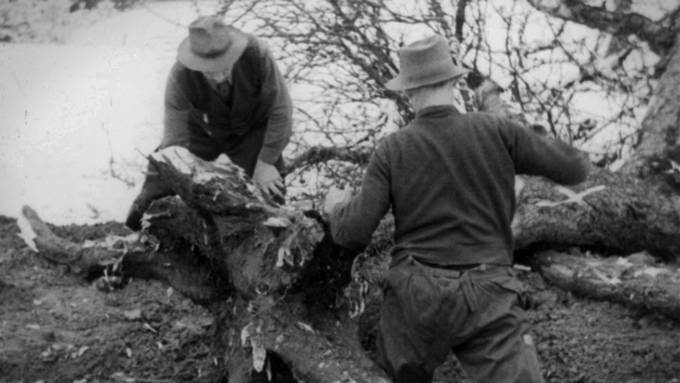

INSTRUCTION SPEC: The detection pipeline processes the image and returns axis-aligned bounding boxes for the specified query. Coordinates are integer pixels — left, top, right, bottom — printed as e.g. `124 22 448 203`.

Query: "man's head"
177 15 248 77
386 34 468 109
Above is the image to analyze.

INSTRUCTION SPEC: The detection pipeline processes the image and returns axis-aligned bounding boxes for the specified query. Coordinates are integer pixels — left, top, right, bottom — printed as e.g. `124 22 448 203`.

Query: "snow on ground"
0 2 223 224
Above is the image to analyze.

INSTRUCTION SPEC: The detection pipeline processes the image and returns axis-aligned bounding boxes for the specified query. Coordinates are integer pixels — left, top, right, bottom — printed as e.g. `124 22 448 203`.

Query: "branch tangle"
526 0 677 55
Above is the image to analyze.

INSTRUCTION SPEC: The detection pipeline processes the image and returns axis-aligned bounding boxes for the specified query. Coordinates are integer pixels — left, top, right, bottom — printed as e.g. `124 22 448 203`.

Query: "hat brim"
177 27 249 72
385 67 470 91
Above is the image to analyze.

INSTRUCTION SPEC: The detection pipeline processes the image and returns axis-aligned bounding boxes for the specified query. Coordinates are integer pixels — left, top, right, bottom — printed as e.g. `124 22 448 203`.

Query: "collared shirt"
330 105 589 265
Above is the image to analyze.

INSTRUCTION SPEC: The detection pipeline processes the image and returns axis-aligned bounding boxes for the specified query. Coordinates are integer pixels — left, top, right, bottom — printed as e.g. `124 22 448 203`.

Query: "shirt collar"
415 104 462 119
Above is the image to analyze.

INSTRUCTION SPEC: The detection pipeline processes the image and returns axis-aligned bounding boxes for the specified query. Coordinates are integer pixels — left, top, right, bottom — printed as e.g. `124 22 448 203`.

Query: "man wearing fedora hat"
126 15 292 230
324 35 590 382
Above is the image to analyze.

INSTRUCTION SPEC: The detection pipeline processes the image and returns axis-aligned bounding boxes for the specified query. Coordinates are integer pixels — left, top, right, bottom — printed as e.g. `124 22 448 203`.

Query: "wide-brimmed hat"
386 35 469 91
177 15 249 72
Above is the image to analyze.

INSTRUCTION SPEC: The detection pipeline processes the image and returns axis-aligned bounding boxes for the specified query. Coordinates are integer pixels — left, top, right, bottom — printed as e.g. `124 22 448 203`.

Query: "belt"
411 257 516 272
412 257 482 271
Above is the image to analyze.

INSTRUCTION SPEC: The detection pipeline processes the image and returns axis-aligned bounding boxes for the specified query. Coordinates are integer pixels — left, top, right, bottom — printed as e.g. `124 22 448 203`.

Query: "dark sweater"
330 105 589 266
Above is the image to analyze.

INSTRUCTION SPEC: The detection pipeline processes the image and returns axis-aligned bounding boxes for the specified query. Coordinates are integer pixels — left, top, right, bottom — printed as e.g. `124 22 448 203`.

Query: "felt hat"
177 15 249 72
386 35 469 91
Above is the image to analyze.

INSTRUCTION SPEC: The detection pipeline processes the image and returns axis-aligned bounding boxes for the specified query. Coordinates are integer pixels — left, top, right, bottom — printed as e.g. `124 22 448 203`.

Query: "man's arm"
160 64 193 149
252 43 293 201
125 66 189 230
326 147 392 250
258 44 293 165
508 119 590 185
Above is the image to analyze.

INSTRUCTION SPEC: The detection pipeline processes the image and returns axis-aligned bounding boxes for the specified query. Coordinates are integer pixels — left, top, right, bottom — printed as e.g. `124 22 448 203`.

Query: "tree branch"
526 0 677 56
285 145 372 172
455 0 470 42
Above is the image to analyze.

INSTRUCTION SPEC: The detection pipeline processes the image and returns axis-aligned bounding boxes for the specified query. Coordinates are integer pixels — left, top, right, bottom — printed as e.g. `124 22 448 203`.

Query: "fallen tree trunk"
514 169 680 259
20 203 387 382
19 145 680 381
19 205 228 302
21 146 388 382
534 250 680 320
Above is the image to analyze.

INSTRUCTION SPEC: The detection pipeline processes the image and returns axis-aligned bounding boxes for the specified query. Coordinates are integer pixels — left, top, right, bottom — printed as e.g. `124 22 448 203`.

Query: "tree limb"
526 0 677 56
285 145 372 172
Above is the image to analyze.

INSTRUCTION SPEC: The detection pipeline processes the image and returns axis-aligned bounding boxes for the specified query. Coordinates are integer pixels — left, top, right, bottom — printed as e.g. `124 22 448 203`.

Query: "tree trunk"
534 250 680 320
21 146 389 382
621 41 680 182
514 168 680 259
20 144 680 381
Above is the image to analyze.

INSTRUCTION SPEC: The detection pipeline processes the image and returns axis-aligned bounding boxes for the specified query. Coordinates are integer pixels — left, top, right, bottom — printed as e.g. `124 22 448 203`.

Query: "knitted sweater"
330 105 589 266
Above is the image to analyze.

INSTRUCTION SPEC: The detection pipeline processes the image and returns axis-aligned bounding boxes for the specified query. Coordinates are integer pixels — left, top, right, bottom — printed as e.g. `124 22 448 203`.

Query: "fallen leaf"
76 346 89 358
263 216 292 229
143 322 158 334
123 308 142 321
296 321 315 333
251 338 266 372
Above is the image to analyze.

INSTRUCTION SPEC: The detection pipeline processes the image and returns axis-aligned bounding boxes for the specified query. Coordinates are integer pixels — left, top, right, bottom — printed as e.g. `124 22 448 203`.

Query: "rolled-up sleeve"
329 146 392 250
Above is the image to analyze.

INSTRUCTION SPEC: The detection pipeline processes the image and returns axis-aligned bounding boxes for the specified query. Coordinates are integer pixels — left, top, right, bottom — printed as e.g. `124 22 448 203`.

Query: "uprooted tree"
17 0 680 381
20 141 680 381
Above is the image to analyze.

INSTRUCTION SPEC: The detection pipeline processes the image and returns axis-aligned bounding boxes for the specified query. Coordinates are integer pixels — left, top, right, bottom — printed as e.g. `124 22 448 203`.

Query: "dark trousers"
376 257 544 383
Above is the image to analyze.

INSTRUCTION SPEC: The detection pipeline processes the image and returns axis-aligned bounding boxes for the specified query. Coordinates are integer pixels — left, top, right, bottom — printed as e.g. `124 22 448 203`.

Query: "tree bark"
514 168 680 259
525 0 677 56
534 250 680 320
621 41 680 179
20 143 680 380
20 146 388 382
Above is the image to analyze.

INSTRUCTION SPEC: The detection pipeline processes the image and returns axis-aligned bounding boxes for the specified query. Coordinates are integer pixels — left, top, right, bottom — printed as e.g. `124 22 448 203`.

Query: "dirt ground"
1 215 679 383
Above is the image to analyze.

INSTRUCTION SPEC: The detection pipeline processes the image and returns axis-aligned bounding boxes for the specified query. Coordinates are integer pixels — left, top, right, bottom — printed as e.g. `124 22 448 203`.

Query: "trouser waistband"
392 254 510 273
394 255 514 313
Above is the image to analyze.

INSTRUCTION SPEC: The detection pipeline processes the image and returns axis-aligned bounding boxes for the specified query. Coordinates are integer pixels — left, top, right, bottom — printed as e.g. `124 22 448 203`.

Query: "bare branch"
526 0 677 56
455 0 470 42
285 145 372 173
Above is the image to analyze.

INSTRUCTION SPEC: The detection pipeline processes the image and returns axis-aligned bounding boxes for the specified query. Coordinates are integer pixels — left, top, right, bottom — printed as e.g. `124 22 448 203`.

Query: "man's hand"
253 159 285 202
323 186 353 216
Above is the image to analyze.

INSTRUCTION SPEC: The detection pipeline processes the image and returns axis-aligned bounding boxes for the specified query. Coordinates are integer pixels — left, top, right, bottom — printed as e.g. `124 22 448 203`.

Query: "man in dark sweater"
126 15 292 230
324 35 589 382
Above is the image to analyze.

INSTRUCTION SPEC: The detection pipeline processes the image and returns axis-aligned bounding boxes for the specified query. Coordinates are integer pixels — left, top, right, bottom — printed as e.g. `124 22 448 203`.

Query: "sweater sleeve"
329 145 392 250
507 119 590 185
257 45 293 164
160 64 192 149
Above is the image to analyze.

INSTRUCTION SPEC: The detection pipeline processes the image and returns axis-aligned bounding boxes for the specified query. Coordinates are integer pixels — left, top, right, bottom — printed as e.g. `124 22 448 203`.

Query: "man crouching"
324 35 590 383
